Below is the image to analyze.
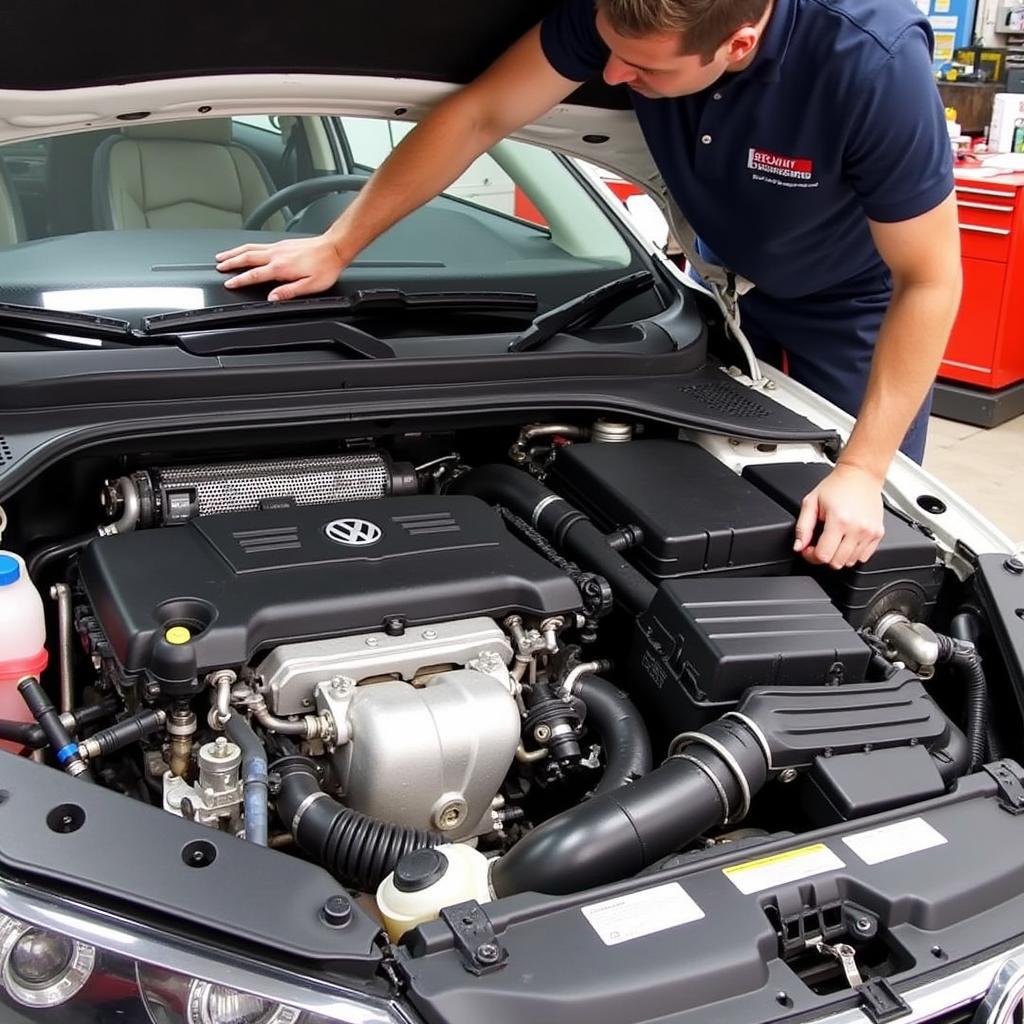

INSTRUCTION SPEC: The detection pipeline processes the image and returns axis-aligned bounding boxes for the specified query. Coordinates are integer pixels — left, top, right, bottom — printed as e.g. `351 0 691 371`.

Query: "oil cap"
394 848 449 893
0 554 21 586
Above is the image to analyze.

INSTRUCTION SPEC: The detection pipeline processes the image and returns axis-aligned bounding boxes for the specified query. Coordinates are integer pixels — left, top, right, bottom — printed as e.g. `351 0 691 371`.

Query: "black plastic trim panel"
974 553 1024 720
0 750 383 967
0 358 837 501
400 771 1024 1024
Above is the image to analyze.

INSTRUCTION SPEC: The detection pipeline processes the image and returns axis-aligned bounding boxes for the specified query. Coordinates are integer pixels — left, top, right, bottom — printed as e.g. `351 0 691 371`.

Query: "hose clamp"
668 731 751 824
290 790 329 836
666 753 730 820
531 494 561 528
722 712 773 772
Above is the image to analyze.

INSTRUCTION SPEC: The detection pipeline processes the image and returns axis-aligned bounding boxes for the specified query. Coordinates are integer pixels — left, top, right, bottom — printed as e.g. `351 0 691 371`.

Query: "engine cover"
77 495 581 686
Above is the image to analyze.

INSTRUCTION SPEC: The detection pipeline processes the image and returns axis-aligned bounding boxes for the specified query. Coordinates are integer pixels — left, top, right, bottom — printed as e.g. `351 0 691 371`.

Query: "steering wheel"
243 174 369 231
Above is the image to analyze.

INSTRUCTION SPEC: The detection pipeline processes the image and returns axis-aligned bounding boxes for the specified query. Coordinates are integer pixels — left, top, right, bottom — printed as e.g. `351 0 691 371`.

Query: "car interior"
0 114 676 332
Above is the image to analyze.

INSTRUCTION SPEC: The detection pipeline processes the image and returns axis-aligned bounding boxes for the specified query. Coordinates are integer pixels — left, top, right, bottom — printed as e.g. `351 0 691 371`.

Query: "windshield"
0 113 644 336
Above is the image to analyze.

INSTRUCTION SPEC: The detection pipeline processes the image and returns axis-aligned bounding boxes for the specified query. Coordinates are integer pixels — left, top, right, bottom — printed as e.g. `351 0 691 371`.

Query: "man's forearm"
324 96 502 265
839 275 961 479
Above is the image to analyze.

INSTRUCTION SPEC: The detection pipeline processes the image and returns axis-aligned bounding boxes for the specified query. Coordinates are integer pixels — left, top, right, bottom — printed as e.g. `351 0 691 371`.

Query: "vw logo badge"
324 518 382 547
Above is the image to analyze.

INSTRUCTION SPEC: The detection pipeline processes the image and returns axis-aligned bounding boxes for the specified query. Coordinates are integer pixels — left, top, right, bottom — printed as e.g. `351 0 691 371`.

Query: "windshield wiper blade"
141 289 537 336
507 271 655 353
168 318 396 359
0 302 133 341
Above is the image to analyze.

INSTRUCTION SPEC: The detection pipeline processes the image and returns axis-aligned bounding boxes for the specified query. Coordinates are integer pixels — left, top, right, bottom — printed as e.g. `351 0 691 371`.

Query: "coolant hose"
572 675 652 796
17 677 89 777
274 757 442 891
491 716 768 897
223 712 269 847
450 464 657 613
0 701 116 750
27 533 94 582
940 612 988 772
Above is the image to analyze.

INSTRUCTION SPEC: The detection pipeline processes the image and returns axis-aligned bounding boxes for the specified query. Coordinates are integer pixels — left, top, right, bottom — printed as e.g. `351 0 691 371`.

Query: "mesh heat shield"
154 454 391 517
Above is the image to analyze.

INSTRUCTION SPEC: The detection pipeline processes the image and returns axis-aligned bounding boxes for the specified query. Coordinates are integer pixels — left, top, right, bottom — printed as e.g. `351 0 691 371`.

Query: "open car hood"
3 0 625 104
0 0 656 187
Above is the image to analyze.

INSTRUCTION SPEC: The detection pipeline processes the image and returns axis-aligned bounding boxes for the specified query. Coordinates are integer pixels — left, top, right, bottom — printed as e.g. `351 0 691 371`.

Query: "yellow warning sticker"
723 843 845 895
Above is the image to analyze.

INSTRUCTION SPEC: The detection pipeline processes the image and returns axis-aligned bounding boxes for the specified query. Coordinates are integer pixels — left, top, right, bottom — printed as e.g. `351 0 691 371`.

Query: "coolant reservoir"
376 844 492 941
0 553 48 754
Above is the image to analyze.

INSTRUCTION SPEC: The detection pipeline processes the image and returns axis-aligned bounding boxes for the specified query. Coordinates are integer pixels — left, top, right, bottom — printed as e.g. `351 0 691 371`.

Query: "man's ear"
723 25 760 63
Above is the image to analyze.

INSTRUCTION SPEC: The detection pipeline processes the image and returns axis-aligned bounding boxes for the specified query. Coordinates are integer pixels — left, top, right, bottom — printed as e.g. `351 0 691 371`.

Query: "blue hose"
223 712 269 846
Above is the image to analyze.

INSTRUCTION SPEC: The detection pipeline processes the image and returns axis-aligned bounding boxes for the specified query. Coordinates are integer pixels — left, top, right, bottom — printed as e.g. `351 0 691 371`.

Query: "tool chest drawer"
944 171 1024 391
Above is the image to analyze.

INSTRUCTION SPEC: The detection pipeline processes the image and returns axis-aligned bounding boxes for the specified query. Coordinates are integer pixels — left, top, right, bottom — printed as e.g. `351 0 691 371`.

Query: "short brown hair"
597 0 771 60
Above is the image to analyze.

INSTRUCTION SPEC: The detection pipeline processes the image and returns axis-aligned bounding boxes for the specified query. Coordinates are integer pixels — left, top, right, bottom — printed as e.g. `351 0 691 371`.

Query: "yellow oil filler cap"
164 625 192 645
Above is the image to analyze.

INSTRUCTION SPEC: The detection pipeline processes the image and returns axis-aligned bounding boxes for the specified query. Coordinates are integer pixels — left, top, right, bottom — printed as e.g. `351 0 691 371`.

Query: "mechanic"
215 0 962 571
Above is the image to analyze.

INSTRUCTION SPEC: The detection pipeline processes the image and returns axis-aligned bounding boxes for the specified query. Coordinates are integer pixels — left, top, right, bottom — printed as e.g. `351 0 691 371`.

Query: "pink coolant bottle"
0 552 48 754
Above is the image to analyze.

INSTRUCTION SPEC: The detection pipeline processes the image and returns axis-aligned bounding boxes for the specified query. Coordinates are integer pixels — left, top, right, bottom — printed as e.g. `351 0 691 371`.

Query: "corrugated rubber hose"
273 756 441 892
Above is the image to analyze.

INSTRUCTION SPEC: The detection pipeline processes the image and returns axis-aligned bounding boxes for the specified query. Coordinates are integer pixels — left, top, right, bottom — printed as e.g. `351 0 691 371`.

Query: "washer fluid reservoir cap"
164 625 192 645
394 848 450 893
0 555 21 586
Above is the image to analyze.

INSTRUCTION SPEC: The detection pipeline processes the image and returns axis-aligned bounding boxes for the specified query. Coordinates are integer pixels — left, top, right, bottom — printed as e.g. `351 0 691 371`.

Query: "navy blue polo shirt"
541 0 955 300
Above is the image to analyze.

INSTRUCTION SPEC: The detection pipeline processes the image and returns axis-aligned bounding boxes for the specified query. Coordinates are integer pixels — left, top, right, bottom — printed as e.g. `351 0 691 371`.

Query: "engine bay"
1 415 1018 949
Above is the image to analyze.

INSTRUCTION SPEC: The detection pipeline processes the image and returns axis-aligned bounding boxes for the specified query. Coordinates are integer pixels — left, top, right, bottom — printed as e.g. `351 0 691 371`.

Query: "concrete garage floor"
924 415 1023 546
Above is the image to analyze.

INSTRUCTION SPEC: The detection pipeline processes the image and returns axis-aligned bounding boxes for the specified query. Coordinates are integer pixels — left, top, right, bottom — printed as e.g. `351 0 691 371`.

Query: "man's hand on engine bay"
793 463 885 569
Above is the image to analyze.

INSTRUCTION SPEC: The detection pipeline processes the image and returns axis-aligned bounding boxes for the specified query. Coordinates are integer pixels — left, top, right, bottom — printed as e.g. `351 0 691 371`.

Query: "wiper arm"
167 319 396 359
507 271 655 353
0 302 133 341
141 289 538 336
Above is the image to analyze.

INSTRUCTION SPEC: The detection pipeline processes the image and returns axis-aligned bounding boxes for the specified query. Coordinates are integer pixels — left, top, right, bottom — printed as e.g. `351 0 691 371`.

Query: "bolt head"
422 629 438 640
779 768 798 784
855 917 873 933
321 895 353 928
365 637 379 647
1005 555 1024 575
476 942 500 964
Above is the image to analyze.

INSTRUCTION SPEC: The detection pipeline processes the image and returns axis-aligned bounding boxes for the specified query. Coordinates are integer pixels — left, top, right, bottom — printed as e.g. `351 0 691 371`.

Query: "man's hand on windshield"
215 235 346 302
793 463 885 569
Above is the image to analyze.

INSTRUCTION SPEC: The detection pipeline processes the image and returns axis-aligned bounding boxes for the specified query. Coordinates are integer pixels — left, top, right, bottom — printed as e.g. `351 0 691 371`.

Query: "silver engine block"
254 618 521 840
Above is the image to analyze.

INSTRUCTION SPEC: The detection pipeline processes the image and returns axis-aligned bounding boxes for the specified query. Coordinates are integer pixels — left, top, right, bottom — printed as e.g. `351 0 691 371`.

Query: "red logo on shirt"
748 148 815 182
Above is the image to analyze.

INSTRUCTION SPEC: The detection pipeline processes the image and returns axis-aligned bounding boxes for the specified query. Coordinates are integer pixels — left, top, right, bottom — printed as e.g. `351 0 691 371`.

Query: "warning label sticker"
581 883 705 946
842 817 947 866
723 843 845 895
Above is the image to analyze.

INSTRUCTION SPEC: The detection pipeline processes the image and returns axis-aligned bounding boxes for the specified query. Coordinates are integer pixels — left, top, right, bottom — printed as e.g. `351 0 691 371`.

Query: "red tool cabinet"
936 170 1024 426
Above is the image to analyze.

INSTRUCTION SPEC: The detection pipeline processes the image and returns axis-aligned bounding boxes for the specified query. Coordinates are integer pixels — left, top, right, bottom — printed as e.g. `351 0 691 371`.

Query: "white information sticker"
842 817 947 866
723 844 845 895
581 883 705 946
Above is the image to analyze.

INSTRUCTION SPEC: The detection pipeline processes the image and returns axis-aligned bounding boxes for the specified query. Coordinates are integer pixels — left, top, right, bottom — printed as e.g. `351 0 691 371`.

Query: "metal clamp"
815 941 864 989
439 901 508 976
667 731 751 823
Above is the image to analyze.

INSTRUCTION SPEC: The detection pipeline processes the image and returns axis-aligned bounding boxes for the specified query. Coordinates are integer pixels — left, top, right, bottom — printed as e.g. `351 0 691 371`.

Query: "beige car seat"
92 119 285 231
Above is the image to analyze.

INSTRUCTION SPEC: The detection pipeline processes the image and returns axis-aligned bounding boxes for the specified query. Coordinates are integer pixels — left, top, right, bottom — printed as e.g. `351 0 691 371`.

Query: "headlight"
0 882 405 1024
0 914 95 1007
136 965 304 1024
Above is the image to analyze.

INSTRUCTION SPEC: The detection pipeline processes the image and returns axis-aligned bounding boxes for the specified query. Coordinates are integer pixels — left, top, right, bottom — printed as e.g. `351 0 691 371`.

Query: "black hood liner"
5 0 627 107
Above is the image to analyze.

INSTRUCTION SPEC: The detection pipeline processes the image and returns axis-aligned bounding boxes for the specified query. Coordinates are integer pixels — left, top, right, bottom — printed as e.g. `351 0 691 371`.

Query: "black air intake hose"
274 757 442 891
572 675 652 796
491 673 965 897
940 611 989 772
492 716 767 897
450 465 657 613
